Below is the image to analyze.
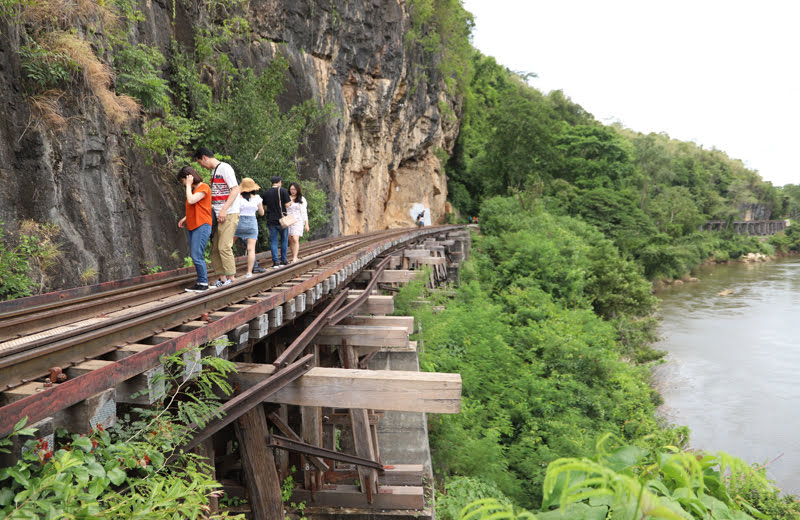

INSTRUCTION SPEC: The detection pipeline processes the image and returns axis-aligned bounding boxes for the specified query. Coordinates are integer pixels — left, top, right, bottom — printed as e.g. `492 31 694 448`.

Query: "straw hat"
239 177 261 192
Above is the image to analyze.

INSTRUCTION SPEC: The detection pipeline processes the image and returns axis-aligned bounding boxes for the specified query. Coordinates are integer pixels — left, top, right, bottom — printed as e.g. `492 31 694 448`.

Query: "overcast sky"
461 0 800 187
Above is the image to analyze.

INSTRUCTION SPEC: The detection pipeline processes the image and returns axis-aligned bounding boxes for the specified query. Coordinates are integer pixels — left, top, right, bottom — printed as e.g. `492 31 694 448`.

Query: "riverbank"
652 251 776 292
653 256 800 498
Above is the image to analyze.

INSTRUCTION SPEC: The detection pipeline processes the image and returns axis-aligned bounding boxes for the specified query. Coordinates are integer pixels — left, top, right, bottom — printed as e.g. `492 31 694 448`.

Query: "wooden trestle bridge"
0 225 471 519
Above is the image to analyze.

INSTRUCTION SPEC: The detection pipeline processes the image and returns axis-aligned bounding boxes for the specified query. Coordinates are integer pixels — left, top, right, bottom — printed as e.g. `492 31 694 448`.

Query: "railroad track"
0 233 365 344
0 225 460 435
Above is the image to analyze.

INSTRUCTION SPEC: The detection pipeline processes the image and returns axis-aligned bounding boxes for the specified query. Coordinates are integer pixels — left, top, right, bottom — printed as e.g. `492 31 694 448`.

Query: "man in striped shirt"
193 147 240 287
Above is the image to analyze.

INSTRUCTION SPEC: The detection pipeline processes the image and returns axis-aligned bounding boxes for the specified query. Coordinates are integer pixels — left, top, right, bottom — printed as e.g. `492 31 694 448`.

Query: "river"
653 256 800 495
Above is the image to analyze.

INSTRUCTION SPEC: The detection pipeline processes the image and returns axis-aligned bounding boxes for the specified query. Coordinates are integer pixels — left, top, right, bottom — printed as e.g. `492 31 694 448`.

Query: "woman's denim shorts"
235 215 259 240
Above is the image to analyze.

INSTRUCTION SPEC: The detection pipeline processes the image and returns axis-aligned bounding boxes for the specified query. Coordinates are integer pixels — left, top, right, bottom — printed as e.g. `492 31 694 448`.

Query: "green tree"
551 123 634 189
647 186 705 237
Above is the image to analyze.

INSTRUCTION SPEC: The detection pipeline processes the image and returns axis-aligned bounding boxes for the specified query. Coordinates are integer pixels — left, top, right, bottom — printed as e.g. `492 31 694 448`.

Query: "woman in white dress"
286 182 309 263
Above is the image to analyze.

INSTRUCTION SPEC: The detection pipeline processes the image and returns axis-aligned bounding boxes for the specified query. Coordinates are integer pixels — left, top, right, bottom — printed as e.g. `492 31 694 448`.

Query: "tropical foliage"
0 346 242 519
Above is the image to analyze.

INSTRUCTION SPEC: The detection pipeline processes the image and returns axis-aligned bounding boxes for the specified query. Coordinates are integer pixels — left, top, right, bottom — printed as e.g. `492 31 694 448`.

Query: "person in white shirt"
193 147 240 287
286 182 310 263
234 178 264 278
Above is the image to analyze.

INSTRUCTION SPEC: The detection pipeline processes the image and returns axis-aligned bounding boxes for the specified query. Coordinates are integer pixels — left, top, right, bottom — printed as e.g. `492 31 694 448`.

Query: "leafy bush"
459 437 799 519
19 41 77 92
0 345 242 519
437 476 513 520
113 43 171 111
0 220 62 299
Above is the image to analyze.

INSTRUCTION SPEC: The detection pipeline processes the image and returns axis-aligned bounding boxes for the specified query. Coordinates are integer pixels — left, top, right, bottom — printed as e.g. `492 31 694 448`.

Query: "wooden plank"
316 325 409 347
341 316 414 334
233 405 283 520
339 343 378 499
291 485 424 509
61 388 116 434
323 412 383 426
230 365 461 414
353 344 417 355
249 314 269 340
345 294 393 315
195 438 218 514
355 270 422 284
414 256 446 265
402 249 432 258
268 306 283 328
117 366 165 404
380 464 424 486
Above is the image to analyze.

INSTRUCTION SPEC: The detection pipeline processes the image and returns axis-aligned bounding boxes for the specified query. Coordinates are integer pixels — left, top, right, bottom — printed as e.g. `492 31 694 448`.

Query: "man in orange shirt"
177 166 213 292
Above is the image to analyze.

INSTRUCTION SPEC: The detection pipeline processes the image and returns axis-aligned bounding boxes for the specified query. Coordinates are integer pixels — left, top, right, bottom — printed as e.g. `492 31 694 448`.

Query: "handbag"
279 214 296 229
278 188 296 228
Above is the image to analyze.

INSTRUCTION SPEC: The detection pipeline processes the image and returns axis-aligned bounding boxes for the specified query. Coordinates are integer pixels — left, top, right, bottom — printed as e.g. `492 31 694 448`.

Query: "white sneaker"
246 273 253 278
213 279 232 288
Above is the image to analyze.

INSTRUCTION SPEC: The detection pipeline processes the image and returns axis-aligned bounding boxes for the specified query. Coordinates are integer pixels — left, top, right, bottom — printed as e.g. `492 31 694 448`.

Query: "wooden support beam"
61 388 116 434
226 324 249 353
230 365 460 413
233 405 283 520
380 464 424 486
202 336 229 360
413 256 446 265
107 344 166 404
148 330 185 343
345 294 393 315
355 270 422 284
341 316 414 334
316 325 409 348
403 249 433 258
0 381 44 405
295 293 306 313
339 343 378 500
249 313 269 341
323 412 383 426
283 299 296 321
291 485 424 509
0 416 54 467
268 306 283 328
194 438 218 514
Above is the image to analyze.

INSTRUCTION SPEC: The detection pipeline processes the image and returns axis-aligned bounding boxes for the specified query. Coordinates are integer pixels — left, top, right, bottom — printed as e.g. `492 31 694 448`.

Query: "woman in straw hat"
234 177 264 278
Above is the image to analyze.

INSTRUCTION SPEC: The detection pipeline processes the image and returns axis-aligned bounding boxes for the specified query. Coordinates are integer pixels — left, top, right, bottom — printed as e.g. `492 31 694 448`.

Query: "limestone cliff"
0 0 459 290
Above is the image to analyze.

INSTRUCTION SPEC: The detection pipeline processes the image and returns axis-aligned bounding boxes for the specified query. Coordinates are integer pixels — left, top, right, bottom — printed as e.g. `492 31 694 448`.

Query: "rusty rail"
0 234 357 343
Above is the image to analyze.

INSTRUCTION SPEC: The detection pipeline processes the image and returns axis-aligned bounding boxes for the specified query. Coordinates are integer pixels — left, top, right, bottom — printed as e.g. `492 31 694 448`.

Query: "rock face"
0 0 458 289
241 1 457 235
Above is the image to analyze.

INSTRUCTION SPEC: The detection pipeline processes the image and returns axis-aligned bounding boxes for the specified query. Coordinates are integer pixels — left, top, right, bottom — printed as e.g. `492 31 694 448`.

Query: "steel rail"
267 434 384 471
180 353 316 452
272 288 352 370
0 234 359 343
327 256 392 325
0 237 361 363
0 232 400 389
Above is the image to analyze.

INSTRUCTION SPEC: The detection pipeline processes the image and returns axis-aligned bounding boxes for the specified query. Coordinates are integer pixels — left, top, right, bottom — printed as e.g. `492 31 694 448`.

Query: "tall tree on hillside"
552 124 634 189
478 83 559 195
632 133 672 210
647 186 704 237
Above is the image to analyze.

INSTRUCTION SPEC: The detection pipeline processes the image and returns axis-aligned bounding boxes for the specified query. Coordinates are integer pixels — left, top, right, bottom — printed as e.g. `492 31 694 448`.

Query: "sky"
461 0 800 186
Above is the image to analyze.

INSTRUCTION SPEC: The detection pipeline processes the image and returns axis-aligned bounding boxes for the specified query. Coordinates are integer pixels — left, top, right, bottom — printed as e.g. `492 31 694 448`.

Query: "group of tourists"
177 147 309 293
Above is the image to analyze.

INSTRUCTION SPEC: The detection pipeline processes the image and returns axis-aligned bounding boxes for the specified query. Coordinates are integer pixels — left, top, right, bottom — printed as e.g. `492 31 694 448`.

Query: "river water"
653 256 800 495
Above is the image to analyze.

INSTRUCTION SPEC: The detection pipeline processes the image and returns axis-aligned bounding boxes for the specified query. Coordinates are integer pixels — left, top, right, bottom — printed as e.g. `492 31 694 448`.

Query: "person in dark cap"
263 176 291 267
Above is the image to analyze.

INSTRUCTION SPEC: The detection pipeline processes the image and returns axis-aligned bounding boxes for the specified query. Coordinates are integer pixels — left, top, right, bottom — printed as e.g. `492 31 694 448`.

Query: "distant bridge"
699 219 790 235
